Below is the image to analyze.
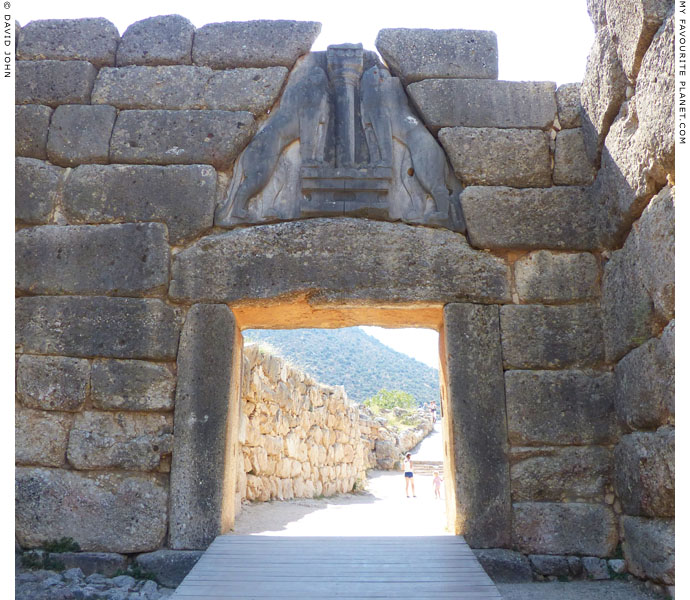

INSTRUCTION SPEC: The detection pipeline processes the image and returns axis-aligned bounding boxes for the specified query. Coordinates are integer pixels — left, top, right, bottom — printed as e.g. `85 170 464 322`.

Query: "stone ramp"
172 535 502 599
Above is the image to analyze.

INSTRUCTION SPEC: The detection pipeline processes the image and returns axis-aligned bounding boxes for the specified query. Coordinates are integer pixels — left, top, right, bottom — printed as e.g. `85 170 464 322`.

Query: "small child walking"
432 471 443 499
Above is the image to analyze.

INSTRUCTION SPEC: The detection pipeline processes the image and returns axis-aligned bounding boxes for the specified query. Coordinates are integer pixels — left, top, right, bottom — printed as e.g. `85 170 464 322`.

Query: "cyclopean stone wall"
15 5 674 589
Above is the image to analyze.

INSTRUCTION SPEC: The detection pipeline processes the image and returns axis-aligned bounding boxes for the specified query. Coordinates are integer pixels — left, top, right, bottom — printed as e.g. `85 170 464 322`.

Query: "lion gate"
15 5 674 590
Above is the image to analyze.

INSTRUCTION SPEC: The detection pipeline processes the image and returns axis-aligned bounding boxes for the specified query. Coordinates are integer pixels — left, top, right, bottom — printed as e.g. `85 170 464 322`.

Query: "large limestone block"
91 359 176 411
407 79 557 132
443 304 511 547
170 218 510 304
375 28 498 84
553 128 595 185
615 320 674 430
67 411 173 471
16 355 89 411
605 0 673 80
439 127 551 188
17 18 119 66
15 158 63 224
204 67 289 114
614 428 674 517
505 370 616 445
47 105 117 167
117 15 195 66
512 502 618 557
556 83 582 129
192 20 321 69
16 223 170 296
16 296 181 359
62 164 216 245
514 251 599 303
15 60 97 106
580 26 629 161
500 305 604 369
109 109 255 169
15 467 168 553
15 105 52 160
621 516 674 584
134 549 203 588
510 446 612 502
170 304 241 549
461 186 601 251
15 407 72 467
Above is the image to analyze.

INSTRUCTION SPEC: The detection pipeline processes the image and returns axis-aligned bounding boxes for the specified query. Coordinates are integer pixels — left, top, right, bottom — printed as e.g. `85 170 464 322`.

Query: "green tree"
364 389 416 411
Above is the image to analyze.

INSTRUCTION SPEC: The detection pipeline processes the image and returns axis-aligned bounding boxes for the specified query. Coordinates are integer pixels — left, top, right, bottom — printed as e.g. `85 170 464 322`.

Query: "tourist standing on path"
430 401 437 423
432 471 443 499
403 453 416 497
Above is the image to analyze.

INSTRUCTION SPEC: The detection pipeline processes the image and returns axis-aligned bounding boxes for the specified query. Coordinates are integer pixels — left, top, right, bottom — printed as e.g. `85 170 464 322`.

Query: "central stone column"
327 43 364 167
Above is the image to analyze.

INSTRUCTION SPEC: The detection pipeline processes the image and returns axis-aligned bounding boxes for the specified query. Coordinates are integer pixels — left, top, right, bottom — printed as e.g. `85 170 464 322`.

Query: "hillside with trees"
243 328 440 406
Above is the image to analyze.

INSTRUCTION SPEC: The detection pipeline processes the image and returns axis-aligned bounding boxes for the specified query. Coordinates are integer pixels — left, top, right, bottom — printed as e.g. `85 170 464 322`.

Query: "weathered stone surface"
15 158 63 224
500 305 605 369
514 251 599 303
621 516 674 584
614 428 674 517
375 28 498 84
91 359 175 411
109 109 256 169
205 67 288 114
16 296 181 360
602 186 673 361
62 164 216 245
510 446 613 502
134 550 203 587
556 83 582 129
17 18 119 66
16 223 170 296
170 304 241 549
407 79 557 131
443 304 511 547
15 467 168 553
117 15 195 66
580 27 629 161
615 320 674 430
582 557 610 580
15 408 72 466
505 370 616 445
67 411 173 471
605 0 672 80
513 502 618 557
439 127 551 188
461 186 601 251
587 0 608 31
48 552 127 577
553 128 595 185
93 66 209 109
170 219 510 304
529 555 570 577
192 20 321 69
16 355 89 411
15 105 52 160
47 105 117 167
15 60 97 107
472 549 532 583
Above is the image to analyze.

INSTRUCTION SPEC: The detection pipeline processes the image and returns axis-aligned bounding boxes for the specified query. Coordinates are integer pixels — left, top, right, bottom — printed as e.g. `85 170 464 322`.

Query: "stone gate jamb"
440 303 511 547
169 304 243 549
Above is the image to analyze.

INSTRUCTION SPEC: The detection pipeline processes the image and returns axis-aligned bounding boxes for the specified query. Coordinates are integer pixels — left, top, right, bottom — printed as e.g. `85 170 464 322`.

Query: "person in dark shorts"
403 452 416 497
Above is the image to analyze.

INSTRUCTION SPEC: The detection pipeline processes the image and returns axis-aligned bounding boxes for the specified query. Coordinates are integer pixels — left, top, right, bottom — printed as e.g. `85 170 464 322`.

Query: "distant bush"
364 389 416 412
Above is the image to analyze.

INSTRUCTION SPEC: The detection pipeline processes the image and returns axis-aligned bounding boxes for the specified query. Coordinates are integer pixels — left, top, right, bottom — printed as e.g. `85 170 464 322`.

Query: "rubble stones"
439 127 551 188
16 355 89 411
472 549 533 583
17 18 119 66
375 28 498 84
15 223 170 296
117 15 195 66
16 60 97 106
192 20 321 69
556 83 582 129
109 109 256 169
15 105 53 159
134 549 203 587
407 79 557 131
15 467 168 552
583 556 611 580
15 158 63 224
47 104 117 166
62 164 216 245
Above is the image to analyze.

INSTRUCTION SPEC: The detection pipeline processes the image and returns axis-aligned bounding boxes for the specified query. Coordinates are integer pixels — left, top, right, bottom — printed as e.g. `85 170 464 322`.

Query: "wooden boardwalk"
172 535 502 599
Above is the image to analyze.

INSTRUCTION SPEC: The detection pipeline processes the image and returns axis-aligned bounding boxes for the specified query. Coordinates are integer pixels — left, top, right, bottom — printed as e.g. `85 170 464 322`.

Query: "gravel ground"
498 581 668 600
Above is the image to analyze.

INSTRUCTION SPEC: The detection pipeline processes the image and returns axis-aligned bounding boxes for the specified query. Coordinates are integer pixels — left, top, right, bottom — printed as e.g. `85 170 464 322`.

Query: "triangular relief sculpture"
215 44 466 233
